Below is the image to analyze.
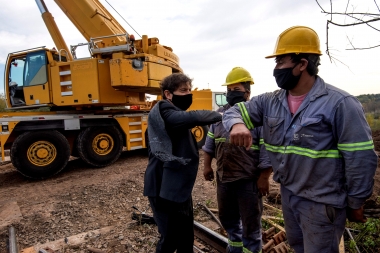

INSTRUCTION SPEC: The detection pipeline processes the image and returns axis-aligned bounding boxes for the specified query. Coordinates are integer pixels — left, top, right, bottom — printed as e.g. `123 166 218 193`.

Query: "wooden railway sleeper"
269 242 289 253
272 231 286 245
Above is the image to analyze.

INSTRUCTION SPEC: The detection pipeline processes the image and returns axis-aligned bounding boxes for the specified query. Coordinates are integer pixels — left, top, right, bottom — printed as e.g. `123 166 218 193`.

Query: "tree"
315 0 380 63
0 94 6 112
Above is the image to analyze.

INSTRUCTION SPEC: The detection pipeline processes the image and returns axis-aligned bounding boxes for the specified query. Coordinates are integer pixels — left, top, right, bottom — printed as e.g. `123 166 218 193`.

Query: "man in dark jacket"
144 73 222 253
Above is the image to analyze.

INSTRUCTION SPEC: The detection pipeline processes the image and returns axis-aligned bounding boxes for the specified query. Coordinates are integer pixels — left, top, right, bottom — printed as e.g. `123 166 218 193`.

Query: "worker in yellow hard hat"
222 26 377 253
202 67 272 253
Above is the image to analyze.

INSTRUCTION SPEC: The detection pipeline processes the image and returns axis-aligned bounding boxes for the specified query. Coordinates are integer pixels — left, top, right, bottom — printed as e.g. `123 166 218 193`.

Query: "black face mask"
171 93 193 110
226 91 246 106
273 64 301 90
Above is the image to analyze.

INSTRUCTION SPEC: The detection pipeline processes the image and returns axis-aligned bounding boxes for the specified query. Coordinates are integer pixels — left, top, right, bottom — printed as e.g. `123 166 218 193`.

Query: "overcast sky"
0 0 379 97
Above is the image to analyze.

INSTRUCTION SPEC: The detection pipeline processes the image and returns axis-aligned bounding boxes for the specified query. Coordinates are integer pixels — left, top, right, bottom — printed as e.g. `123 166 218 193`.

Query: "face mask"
171 93 193 110
273 64 301 90
226 91 246 106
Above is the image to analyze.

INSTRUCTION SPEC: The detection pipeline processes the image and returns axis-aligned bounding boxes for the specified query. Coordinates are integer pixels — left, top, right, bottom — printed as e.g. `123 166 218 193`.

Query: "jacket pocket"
264 116 285 145
163 161 182 170
292 117 321 148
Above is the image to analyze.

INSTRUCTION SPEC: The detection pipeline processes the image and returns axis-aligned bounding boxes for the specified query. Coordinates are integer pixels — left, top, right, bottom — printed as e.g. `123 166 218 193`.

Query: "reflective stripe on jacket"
223 76 377 208
202 105 271 183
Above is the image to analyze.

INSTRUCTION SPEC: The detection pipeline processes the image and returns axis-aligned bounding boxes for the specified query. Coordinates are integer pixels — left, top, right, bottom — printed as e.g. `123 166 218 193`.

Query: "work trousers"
281 185 346 253
148 196 194 253
217 178 263 253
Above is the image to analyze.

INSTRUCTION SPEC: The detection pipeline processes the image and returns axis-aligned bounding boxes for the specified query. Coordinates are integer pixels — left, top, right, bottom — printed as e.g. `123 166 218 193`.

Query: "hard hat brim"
222 80 254 86
265 51 322 59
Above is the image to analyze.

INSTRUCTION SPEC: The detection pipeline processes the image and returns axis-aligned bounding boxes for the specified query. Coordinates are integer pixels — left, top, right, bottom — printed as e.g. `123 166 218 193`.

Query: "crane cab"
5 48 54 109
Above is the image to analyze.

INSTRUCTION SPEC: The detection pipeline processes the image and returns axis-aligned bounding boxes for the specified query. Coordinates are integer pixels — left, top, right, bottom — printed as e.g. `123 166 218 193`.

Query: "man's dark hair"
160 73 193 99
241 81 251 92
290 53 320 76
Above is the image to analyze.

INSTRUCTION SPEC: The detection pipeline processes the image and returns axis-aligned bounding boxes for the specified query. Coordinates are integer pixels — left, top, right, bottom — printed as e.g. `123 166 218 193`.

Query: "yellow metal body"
188 89 214 111
50 58 131 106
23 84 51 106
110 59 149 88
115 115 148 150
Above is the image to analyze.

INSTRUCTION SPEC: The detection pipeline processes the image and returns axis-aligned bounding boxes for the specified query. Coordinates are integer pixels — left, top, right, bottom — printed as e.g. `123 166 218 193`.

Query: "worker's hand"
257 168 272 196
229 123 252 150
346 206 367 223
257 177 270 197
203 166 214 181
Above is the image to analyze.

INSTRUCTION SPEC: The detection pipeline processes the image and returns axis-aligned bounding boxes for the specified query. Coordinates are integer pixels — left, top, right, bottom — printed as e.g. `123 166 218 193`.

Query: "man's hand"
346 206 367 223
230 123 252 150
203 166 214 181
257 168 272 196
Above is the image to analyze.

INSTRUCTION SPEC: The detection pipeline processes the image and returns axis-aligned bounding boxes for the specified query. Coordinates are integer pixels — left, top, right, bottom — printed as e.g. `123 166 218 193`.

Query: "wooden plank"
21 226 114 253
263 203 282 214
339 235 345 253
262 217 285 233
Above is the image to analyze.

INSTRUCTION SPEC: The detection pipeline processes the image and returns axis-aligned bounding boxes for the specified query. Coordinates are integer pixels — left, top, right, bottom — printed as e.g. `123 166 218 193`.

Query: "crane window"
215 93 228 107
9 58 25 87
24 51 48 86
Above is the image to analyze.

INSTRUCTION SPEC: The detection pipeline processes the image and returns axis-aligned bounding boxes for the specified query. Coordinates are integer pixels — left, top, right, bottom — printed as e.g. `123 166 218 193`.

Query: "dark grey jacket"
144 100 222 203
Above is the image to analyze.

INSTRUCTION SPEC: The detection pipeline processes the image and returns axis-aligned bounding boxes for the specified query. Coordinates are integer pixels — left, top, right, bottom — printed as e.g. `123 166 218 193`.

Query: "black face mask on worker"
273 63 302 90
171 93 193 110
226 91 246 106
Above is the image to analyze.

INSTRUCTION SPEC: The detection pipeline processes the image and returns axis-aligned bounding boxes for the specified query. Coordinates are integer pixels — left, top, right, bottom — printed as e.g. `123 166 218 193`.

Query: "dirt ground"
0 131 379 253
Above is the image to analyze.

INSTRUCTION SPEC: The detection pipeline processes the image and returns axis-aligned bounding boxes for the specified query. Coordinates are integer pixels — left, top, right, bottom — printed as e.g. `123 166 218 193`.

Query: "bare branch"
319 12 380 17
328 17 380 27
329 55 353 73
326 21 332 62
318 0 380 67
315 0 326 12
374 0 380 12
346 35 356 49
346 44 380 50
346 13 380 32
345 0 350 14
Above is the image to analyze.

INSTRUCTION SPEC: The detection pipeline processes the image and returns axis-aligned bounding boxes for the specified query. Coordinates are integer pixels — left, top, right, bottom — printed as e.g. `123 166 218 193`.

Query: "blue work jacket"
223 76 377 209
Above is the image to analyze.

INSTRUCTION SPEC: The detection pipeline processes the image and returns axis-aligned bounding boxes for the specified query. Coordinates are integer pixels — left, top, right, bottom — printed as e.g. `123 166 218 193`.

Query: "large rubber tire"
10 130 71 179
191 125 209 149
77 126 123 167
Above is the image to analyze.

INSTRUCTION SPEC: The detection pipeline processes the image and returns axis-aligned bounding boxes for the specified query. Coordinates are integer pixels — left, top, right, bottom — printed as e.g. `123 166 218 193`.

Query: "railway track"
193 221 289 253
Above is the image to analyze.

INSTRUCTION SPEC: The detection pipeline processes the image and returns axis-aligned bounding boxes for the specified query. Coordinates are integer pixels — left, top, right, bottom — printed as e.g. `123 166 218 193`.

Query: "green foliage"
356 94 380 131
205 199 212 208
346 218 380 252
0 94 7 112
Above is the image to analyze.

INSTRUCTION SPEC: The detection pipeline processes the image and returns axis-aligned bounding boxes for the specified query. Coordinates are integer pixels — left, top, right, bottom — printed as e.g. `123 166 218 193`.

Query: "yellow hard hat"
265 26 322 59
222 67 254 86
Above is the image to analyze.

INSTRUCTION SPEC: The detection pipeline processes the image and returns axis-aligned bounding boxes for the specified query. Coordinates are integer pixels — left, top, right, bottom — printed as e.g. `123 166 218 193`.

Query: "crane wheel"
77 126 123 167
191 125 209 149
10 131 71 179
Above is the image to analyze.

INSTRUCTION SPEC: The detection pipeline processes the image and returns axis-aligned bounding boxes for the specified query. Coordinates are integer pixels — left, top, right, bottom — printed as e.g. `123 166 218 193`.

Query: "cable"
104 0 142 38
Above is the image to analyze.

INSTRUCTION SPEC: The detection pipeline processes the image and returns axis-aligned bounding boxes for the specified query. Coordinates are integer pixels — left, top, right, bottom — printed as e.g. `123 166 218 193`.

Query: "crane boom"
53 0 128 47
35 0 73 60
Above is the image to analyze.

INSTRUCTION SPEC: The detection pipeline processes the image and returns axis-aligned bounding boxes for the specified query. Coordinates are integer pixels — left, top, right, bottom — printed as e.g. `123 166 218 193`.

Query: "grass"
346 218 380 252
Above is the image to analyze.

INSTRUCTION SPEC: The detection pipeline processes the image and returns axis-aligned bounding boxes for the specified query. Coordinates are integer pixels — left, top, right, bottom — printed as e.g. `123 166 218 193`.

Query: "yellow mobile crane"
2 0 226 179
